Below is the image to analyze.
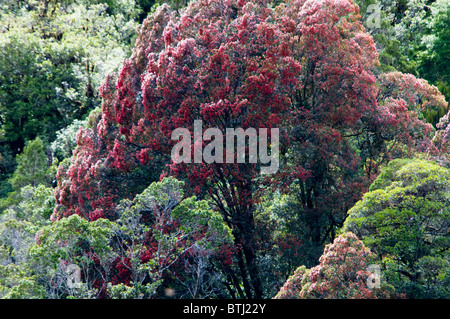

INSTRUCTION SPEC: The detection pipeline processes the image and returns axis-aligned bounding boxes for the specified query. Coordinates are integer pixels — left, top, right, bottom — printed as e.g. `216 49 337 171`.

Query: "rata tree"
57 0 297 297
274 232 397 299
277 0 382 253
105 0 382 298
54 0 445 298
373 71 448 168
53 105 164 222
377 71 448 128
273 0 440 257
431 110 450 166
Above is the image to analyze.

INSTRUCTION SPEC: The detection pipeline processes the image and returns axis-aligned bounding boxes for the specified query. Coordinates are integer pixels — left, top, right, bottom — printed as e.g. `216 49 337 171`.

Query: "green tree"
342 158 450 298
0 263 46 299
0 31 81 153
28 177 233 298
0 137 55 213
0 0 141 198
0 184 54 298
356 0 449 108
9 138 52 191
416 0 450 103
29 214 115 298
355 0 419 75
110 177 233 299
51 118 88 163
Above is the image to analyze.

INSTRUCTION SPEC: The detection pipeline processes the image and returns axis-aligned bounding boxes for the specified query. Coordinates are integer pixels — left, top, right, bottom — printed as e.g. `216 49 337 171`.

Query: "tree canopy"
0 0 448 300
343 158 450 298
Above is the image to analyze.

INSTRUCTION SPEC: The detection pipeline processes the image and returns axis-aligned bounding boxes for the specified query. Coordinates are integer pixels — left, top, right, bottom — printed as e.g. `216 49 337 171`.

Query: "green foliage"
0 0 141 197
31 214 113 268
416 0 450 102
0 146 14 199
9 138 52 191
51 118 88 163
0 186 54 261
129 177 232 248
0 184 54 298
0 263 46 299
0 138 55 212
368 158 413 191
107 281 161 299
20 177 232 298
356 0 449 109
29 214 114 298
355 0 419 75
0 30 80 150
3 185 55 226
256 189 328 274
343 159 450 298
113 177 233 298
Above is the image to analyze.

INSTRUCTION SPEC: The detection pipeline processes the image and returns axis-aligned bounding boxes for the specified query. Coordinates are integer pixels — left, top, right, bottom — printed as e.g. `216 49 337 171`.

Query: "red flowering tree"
376 72 447 157
274 232 397 299
377 72 448 127
53 0 447 298
432 111 450 166
277 0 381 252
375 72 449 170
53 98 164 222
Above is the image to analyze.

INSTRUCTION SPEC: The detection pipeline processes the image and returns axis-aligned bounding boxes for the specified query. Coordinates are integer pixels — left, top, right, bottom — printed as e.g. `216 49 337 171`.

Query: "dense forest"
0 0 448 299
